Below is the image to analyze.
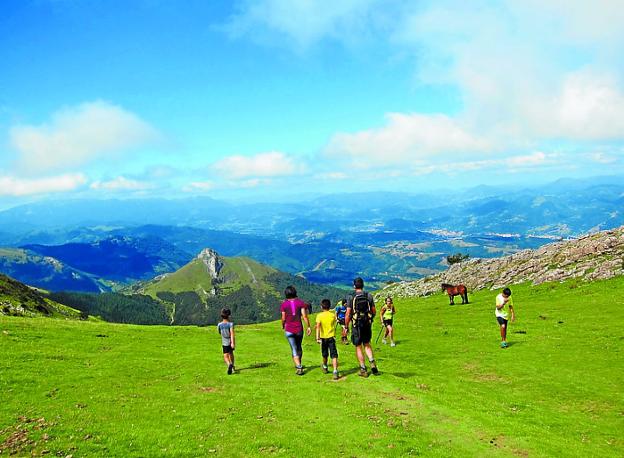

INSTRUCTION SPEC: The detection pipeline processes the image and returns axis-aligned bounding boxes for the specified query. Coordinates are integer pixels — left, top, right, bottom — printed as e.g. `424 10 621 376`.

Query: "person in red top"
280 285 312 375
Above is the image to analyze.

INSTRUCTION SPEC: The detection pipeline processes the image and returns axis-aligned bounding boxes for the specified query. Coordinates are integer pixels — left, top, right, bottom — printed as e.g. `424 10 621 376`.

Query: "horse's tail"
462 285 469 303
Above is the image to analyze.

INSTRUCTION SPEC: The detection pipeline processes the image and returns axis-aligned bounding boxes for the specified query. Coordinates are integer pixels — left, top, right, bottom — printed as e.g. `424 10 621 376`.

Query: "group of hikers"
217 276 516 377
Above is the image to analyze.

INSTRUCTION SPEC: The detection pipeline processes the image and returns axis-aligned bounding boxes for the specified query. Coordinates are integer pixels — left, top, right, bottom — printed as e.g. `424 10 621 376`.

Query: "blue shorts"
496 316 508 326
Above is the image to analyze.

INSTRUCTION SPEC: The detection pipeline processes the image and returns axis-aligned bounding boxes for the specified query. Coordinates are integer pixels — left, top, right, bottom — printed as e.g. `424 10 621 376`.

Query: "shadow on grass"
340 366 362 376
237 362 274 372
390 372 416 379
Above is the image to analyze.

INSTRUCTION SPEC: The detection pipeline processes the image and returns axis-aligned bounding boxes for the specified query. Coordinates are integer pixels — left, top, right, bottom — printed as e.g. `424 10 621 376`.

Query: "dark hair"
353 277 364 289
386 296 393 303
321 299 331 310
221 308 231 319
284 285 298 299
502 287 512 296
341 299 347 305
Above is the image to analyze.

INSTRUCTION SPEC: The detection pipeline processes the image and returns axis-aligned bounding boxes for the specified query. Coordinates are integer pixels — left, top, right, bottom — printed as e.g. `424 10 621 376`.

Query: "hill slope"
129 248 345 325
0 248 107 293
1 276 622 456
22 236 192 283
380 225 624 299
0 274 82 318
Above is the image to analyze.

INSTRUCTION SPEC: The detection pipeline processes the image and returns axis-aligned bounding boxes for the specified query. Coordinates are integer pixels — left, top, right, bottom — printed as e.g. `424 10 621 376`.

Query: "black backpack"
351 292 372 326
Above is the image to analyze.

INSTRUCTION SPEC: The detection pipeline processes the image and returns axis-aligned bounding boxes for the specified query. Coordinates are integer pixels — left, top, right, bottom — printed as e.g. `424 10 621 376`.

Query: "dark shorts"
285 331 304 357
337 318 346 326
351 323 372 346
383 319 393 327
222 345 234 354
320 337 338 359
496 316 508 326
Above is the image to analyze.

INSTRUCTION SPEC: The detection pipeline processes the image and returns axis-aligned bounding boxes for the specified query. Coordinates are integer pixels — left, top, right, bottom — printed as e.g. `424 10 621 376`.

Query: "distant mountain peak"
196 248 223 281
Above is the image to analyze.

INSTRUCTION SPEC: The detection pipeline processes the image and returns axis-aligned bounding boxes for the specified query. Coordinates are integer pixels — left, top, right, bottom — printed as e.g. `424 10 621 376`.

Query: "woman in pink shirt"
280 285 312 375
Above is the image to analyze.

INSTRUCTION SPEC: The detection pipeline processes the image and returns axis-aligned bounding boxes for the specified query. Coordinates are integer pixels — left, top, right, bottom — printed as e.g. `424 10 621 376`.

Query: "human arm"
315 315 321 343
509 300 516 322
369 294 376 320
343 307 351 336
230 325 235 350
281 311 286 329
302 304 312 336
380 306 386 324
495 296 506 310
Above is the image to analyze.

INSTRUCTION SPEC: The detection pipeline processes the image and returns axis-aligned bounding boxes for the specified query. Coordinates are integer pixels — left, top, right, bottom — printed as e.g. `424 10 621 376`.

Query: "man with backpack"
342 277 379 377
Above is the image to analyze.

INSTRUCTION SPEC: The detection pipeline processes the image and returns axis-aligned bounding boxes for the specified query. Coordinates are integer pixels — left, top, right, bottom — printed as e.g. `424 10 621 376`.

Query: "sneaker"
358 368 369 378
382 339 387 344
371 366 379 375
333 371 339 380
500 341 508 349
390 342 396 347
227 364 233 375
296 367 304 375
322 365 329 374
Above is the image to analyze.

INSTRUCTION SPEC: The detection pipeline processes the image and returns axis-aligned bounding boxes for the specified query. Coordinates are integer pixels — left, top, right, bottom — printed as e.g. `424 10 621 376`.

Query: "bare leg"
364 344 376 366
331 357 338 371
500 323 507 341
355 345 366 367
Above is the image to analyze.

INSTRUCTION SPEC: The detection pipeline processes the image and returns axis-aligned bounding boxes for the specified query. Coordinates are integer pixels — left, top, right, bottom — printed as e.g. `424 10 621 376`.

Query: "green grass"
1 277 623 457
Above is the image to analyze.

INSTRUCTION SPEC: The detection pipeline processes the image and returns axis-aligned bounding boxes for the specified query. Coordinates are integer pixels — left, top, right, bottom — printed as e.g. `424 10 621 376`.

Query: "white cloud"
587 152 619 164
212 151 303 179
315 172 348 180
224 0 380 50
182 181 216 192
546 72 624 139
90 176 153 191
0 173 87 197
326 113 491 166
10 100 160 174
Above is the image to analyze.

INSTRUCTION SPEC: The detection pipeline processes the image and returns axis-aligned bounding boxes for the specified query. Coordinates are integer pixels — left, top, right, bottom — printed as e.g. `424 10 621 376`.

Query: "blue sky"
1 0 623 206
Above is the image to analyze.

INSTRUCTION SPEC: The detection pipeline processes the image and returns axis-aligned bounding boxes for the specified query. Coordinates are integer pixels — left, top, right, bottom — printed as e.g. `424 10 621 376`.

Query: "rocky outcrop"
197 248 223 279
197 248 224 295
378 226 624 300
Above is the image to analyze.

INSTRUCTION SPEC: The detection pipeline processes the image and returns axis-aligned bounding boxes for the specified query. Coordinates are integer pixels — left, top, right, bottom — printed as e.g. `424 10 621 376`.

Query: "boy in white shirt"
495 288 515 348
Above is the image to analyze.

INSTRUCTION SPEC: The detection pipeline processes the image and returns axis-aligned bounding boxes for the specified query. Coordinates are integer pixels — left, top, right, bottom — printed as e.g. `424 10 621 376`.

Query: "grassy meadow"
1 277 623 457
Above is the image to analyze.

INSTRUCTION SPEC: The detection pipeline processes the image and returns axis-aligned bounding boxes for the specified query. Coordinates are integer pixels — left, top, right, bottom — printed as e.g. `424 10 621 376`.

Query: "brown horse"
441 283 469 305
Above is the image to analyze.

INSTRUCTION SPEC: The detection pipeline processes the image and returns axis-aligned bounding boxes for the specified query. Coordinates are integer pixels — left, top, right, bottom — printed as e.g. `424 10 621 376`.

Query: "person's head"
353 277 364 290
284 285 298 299
321 299 331 310
385 296 393 305
341 299 346 306
221 308 231 320
502 287 512 297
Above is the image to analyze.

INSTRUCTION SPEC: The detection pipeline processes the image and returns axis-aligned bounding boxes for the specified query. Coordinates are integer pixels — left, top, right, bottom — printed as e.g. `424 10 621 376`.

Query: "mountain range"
1 176 623 288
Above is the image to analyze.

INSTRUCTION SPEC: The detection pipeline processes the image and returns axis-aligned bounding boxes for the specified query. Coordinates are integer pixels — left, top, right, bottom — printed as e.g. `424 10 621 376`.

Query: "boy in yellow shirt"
316 299 339 380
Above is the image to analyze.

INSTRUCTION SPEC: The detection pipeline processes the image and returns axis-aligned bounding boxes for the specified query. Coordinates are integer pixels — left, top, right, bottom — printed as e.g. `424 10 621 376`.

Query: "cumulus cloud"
326 113 491 166
90 176 153 191
224 0 380 50
0 173 87 197
212 151 303 179
10 100 160 174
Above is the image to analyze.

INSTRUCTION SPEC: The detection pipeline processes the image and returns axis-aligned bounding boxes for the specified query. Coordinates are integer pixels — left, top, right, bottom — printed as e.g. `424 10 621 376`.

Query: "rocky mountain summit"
378 226 624 299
